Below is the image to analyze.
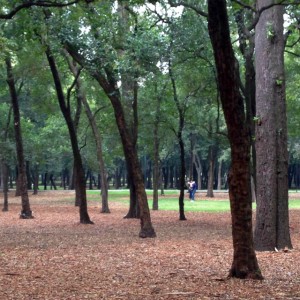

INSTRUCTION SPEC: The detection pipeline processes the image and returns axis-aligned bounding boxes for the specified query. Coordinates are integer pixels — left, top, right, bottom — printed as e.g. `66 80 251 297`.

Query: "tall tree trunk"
2 161 9 212
254 0 292 251
45 47 93 224
65 44 155 237
208 0 262 279
169 59 187 221
194 153 202 191
33 163 39 195
65 54 110 213
206 145 216 197
235 9 257 200
152 82 164 210
217 159 222 190
5 56 33 219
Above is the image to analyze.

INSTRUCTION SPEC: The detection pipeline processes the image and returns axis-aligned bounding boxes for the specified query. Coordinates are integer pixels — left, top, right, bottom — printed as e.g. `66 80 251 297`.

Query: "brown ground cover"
0 190 300 300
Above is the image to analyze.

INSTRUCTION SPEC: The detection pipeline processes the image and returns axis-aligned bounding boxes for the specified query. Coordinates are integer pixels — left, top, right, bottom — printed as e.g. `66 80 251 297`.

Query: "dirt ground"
0 190 300 300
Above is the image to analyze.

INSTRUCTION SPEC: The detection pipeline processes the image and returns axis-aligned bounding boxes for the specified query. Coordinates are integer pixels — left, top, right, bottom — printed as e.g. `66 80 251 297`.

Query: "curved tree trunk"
45 47 93 224
65 54 110 213
65 43 156 238
6 56 33 219
208 0 262 279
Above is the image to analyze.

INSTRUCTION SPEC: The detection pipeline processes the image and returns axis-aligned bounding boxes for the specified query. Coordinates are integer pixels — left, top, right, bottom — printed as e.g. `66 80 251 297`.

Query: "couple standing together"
187 179 197 202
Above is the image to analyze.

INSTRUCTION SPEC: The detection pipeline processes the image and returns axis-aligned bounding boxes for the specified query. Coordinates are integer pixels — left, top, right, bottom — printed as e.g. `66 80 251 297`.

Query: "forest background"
1 0 300 295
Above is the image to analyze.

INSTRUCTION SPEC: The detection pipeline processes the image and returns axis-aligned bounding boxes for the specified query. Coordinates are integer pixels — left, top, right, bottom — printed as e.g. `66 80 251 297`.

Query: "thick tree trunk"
124 167 139 218
6 56 33 219
254 0 292 251
46 48 93 224
208 0 262 279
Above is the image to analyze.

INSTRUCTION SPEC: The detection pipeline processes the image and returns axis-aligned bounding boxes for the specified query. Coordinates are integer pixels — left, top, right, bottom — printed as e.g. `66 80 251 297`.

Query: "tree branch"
0 0 81 19
168 0 208 18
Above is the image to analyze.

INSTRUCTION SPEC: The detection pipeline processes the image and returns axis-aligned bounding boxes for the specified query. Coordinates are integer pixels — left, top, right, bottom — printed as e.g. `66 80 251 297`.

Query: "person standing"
187 179 197 201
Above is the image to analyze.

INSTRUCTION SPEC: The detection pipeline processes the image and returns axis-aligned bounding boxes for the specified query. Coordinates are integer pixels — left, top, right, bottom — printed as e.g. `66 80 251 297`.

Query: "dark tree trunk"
208 0 262 279
169 59 187 220
124 166 139 218
6 56 33 219
65 54 110 213
32 163 39 195
254 0 292 251
235 9 257 199
217 160 222 190
2 161 9 212
152 82 162 210
26 161 32 190
65 43 155 237
152 99 160 209
194 153 202 191
43 172 48 190
206 145 216 197
45 47 93 224
49 174 57 190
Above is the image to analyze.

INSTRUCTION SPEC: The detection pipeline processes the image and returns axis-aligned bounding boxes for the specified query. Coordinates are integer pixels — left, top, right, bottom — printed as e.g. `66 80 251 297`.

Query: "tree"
63 2 156 237
5 55 33 219
254 0 292 251
44 42 93 224
64 52 110 213
207 0 262 279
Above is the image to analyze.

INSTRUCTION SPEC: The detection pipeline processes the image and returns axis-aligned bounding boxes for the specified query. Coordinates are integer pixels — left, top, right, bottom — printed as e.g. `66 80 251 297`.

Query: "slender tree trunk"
2 161 9 212
45 47 93 224
169 58 187 220
208 0 262 279
217 160 222 190
152 83 164 210
5 56 33 219
33 163 39 195
44 172 48 190
152 133 159 210
160 167 165 196
194 153 202 191
65 54 110 213
254 0 292 251
206 145 216 197
65 44 155 238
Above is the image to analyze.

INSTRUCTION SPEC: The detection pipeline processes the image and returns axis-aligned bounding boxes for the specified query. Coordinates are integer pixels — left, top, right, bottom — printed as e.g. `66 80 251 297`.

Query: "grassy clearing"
87 189 300 213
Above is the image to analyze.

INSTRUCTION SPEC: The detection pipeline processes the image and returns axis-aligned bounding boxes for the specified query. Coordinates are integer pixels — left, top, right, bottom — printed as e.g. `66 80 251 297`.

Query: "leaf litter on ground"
0 190 300 299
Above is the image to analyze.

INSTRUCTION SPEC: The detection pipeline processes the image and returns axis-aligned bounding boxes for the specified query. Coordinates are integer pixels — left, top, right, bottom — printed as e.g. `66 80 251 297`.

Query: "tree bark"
206 145 216 197
169 59 187 220
208 0 262 279
45 47 93 224
152 83 163 211
65 54 110 213
254 0 292 251
2 161 9 212
5 56 33 219
65 42 155 237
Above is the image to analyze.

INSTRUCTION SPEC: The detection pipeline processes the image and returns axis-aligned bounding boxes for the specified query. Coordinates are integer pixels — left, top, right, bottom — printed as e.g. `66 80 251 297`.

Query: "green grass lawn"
87 189 300 212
